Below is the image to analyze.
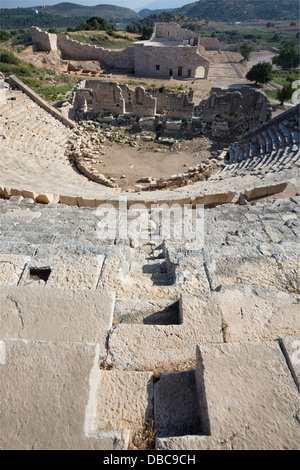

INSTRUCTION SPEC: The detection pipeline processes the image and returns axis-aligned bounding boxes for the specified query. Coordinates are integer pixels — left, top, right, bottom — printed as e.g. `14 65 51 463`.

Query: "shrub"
0 51 19 64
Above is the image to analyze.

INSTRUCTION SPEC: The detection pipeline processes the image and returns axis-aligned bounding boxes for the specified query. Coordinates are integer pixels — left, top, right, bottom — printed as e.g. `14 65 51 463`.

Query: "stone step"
0 285 114 345
157 338 300 449
0 339 129 449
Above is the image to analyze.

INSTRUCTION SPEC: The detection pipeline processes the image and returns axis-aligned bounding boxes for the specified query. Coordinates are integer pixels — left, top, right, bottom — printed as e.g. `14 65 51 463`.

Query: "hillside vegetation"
176 0 299 21
0 2 140 30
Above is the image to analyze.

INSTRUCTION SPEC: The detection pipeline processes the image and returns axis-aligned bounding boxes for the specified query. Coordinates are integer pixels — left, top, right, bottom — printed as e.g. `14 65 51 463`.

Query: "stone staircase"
0 195 299 449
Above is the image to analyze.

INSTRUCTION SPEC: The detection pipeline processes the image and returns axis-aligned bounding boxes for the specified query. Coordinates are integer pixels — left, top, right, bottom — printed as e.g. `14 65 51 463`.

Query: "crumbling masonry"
30 22 215 79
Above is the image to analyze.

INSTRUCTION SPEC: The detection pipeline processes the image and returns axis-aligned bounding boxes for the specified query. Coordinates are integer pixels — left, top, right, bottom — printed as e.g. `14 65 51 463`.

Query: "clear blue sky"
0 0 189 12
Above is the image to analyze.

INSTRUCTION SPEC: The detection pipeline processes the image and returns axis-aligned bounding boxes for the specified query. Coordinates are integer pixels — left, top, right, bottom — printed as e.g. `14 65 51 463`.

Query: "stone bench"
156 338 300 449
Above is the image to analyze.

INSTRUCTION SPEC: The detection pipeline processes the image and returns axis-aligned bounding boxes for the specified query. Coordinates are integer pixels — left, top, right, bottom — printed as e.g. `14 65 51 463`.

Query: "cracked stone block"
0 254 30 285
217 285 300 343
0 286 114 352
91 370 153 435
0 339 127 450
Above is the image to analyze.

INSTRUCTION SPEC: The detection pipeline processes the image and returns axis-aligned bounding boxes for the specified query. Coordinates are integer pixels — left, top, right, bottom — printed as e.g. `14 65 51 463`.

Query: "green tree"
246 61 273 85
240 42 254 61
0 30 11 42
276 84 293 105
272 42 299 70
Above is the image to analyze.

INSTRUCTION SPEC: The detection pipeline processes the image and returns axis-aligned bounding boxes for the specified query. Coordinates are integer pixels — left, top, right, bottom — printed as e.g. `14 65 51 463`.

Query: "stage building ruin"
30 22 215 79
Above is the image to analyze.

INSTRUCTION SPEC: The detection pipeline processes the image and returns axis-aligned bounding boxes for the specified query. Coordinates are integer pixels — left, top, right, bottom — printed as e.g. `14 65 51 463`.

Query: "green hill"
0 2 140 30
176 0 299 22
42 3 140 20
138 8 175 18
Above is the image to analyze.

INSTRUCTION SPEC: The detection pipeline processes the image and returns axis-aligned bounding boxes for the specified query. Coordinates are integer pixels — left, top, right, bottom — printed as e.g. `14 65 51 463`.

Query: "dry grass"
221 316 229 343
99 356 114 370
128 419 155 450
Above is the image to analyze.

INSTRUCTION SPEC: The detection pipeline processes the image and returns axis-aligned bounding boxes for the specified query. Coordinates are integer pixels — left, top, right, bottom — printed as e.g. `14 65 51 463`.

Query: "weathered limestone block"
191 191 237 207
19 254 105 290
36 193 60 204
107 293 223 370
59 194 79 206
204 246 288 291
217 285 300 343
244 182 289 200
0 254 30 285
0 339 127 449
91 371 153 434
157 340 300 450
0 286 114 348
22 189 37 201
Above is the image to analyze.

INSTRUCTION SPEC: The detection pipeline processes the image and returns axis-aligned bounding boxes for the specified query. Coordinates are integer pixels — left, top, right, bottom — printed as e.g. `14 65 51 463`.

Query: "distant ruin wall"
57 36 135 70
30 27 134 70
200 37 220 52
197 85 273 137
154 22 198 41
238 103 300 142
30 26 57 51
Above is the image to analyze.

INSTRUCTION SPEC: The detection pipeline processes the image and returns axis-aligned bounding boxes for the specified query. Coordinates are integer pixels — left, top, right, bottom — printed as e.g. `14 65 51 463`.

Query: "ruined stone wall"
30 26 57 51
154 22 197 41
133 43 209 79
73 80 126 115
198 86 272 137
30 23 209 78
201 86 272 124
120 85 157 117
57 36 134 70
72 80 195 120
200 37 220 51
150 87 194 119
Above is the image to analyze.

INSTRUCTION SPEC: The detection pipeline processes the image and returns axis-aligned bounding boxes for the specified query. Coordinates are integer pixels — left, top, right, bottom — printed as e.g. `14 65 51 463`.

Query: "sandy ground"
91 137 220 190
